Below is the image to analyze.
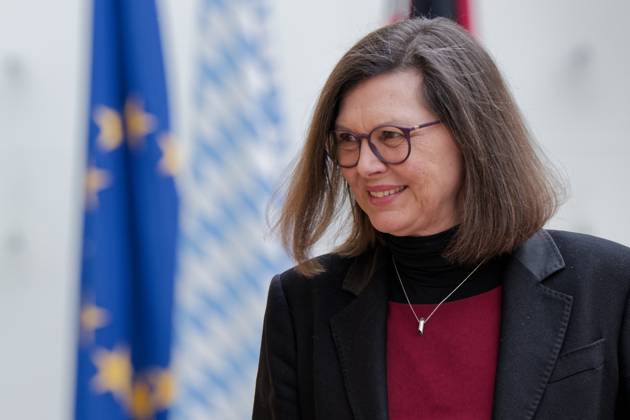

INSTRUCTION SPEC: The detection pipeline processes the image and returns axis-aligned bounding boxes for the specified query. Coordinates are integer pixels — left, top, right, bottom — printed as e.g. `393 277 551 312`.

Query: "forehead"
336 69 428 128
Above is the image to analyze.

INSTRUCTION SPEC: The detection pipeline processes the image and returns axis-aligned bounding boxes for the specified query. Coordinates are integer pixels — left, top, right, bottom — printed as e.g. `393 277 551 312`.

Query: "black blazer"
253 230 630 419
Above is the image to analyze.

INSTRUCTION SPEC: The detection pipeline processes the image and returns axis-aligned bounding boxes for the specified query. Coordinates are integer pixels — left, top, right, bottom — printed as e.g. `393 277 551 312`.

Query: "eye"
381 130 403 140
334 131 359 149
374 126 405 147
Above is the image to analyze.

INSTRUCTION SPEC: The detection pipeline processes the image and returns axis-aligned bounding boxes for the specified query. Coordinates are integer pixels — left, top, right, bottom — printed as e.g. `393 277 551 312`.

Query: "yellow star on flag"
157 133 183 176
91 346 133 400
124 96 156 147
85 167 112 209
150 369 175 410
80 303 109 344
130 378 154 420
94 106 124 151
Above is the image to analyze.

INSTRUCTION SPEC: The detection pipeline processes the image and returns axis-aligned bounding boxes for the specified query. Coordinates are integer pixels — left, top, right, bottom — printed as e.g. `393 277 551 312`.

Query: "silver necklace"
392 256 484 336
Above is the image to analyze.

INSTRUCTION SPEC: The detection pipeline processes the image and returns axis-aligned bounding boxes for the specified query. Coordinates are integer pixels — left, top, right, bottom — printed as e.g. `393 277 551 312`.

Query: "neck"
382 227 509 303
383 226 469 287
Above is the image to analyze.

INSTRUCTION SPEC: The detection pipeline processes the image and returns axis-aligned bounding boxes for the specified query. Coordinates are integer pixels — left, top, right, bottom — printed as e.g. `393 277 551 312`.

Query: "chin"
368 214 455 237
368 217 413 237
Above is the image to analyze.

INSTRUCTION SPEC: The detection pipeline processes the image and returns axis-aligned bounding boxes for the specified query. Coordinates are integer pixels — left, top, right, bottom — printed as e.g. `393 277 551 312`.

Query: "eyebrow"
334 121 409 131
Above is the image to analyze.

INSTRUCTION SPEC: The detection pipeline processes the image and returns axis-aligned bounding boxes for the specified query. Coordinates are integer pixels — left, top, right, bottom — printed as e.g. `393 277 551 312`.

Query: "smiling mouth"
368 186 407 198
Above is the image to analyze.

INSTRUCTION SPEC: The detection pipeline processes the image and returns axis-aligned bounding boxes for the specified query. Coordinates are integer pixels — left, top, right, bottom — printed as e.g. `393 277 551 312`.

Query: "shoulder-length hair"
277 17 564 276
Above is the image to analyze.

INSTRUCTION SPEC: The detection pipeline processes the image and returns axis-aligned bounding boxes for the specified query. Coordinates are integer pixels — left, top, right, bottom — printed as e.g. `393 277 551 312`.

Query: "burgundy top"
387 287 502 419
382 228 507 419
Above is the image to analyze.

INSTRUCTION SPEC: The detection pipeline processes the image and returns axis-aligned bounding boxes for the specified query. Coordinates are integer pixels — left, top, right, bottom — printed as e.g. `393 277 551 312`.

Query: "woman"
253 18 630 419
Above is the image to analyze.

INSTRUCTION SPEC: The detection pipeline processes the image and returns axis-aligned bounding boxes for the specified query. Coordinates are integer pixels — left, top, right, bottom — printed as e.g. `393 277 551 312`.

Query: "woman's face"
336 70 464 237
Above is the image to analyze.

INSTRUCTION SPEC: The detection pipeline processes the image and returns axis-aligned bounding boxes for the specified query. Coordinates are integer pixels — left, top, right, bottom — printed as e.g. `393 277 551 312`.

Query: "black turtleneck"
382 226 509 304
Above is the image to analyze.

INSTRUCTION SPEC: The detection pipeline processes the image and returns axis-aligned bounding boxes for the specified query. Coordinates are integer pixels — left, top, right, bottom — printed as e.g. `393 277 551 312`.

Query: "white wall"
0 0 628 419
477 0 630 244
0 1 85 419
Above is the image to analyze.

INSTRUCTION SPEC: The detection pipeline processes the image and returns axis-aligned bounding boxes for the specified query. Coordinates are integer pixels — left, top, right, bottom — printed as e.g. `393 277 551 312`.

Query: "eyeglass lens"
332 126 408 167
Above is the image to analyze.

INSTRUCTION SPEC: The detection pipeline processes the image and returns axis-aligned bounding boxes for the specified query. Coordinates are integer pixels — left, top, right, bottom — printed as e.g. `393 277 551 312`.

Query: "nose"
355 137 387 176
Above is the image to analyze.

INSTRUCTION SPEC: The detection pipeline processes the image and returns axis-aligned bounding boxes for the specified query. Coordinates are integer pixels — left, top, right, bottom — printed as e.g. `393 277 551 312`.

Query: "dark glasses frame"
327 120 442 168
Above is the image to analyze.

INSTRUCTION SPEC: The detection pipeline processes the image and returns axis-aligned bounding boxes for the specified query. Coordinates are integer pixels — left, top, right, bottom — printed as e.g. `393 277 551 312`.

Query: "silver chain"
392 255 484 335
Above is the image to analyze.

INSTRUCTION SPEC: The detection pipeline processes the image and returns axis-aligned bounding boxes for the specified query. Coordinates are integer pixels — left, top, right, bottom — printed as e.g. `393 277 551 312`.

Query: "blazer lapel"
330 246 390 420
493 230 573 420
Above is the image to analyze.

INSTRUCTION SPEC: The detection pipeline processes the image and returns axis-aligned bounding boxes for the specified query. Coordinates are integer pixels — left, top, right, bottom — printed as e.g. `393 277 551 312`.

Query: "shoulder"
262 252 362 329
543 229 630 296
269 253 356 304
546 229 630 266
275 253 354 284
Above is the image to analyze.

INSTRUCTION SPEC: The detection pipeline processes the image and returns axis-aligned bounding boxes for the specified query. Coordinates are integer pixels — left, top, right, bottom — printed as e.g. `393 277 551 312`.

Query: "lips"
368 186 407 198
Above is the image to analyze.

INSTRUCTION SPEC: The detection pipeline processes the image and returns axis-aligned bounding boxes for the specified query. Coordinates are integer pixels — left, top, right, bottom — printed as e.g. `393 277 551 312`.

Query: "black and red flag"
411 0 473 30
387 0 473 31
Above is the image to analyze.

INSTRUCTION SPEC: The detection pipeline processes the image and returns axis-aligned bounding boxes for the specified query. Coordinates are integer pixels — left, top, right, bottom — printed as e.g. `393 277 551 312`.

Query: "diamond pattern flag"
171 0 290 419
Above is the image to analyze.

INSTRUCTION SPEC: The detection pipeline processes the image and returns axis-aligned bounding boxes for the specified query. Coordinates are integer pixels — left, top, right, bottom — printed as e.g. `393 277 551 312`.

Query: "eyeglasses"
327 120 441 168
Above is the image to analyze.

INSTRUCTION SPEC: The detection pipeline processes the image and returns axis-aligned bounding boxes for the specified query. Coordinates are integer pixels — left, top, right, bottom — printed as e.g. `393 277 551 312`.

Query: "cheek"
399 163 427 191
445 155 465 190
341 170 370 210
411 146 462 191
340 169 356 190
403 162 459 207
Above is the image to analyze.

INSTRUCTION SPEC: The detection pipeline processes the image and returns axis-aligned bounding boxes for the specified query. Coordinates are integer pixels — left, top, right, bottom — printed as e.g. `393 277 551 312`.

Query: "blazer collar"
341 245 387 296
492 229 573 420
512 229 565 281
331 245 390 420
331 230 572 420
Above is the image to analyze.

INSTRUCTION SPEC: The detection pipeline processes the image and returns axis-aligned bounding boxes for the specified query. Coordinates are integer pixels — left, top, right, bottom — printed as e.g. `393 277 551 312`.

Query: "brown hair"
277 17 564 276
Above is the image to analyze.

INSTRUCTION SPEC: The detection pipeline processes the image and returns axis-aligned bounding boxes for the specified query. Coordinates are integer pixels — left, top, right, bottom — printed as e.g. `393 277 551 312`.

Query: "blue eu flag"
75 1 179 419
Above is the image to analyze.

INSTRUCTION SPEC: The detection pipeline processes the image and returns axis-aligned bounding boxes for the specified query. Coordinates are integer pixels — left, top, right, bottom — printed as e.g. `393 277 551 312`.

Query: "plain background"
0 0 628 418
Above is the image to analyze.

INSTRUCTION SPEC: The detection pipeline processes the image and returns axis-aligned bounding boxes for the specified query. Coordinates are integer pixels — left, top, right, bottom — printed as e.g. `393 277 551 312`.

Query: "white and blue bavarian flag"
172 0 290 419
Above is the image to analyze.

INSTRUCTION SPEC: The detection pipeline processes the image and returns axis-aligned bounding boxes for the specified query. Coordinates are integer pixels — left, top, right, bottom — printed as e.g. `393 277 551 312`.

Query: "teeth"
369 186 405 198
